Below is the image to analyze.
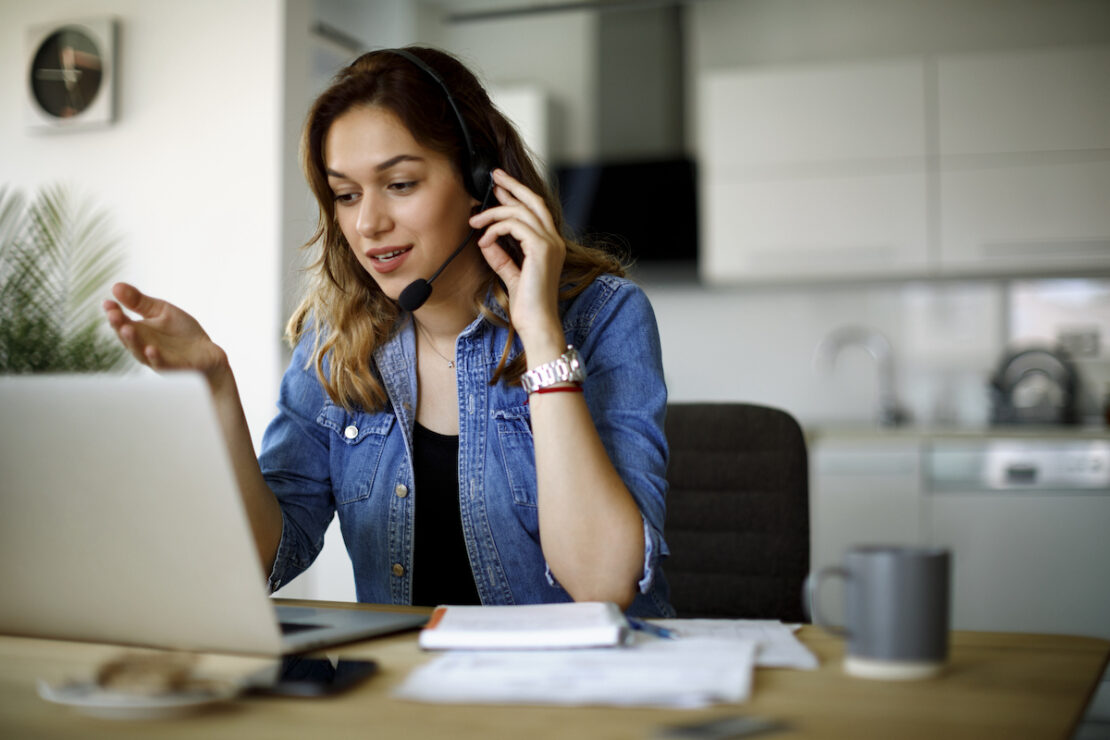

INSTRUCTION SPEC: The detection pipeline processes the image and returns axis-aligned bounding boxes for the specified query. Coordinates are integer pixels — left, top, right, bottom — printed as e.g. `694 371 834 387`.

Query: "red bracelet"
525 385 583 403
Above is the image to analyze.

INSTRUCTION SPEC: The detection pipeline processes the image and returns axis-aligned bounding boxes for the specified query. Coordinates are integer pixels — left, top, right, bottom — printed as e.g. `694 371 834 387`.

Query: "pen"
627 618 676 639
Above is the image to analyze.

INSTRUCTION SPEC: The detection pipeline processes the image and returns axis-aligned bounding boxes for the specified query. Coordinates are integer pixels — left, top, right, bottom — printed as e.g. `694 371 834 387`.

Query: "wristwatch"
521 345 587 393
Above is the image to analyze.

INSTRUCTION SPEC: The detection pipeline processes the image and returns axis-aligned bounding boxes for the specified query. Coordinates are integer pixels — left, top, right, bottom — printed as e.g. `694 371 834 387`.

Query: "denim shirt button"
391 563 405 577
343 424 358 440
394 484 408 498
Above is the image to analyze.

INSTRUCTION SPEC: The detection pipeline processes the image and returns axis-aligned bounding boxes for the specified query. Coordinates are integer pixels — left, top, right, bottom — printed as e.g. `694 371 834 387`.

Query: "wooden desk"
0 600 1106 739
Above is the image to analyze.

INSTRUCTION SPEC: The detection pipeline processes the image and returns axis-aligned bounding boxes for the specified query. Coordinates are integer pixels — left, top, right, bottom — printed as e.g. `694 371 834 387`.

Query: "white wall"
2 0 296 446
418 4 599 164
642 280 1007 428
316 0 417 48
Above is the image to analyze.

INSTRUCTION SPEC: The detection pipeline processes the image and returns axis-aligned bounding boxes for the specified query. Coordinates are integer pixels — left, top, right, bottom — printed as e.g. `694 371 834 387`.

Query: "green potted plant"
0 184 129 373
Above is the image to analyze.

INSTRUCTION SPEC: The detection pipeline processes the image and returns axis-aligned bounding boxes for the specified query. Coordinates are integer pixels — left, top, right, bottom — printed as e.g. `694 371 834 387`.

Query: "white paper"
395 636 758 709
651 619 819 670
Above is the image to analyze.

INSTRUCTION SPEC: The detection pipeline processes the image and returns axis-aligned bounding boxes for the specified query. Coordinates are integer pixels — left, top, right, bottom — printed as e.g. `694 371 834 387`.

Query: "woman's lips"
364 246 413 274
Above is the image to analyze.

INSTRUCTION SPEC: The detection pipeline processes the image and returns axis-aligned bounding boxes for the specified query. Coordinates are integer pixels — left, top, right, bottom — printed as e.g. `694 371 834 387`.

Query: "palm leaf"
0 184 129 373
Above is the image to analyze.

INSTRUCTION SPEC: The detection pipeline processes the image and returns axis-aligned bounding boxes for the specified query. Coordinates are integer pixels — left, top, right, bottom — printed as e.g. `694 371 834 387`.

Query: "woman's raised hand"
103 283 229 383
469 169 566 348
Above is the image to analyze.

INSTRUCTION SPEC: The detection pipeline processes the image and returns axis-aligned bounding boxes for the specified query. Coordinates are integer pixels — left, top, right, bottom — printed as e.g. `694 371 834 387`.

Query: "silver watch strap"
521 345 586 393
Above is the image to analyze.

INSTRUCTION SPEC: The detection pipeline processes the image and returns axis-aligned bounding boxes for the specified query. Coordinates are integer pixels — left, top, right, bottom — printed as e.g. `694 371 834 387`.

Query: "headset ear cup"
470 159 494 202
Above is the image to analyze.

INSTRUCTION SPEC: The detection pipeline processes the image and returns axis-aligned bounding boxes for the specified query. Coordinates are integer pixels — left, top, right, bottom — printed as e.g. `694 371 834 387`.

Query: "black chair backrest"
663 403 810 621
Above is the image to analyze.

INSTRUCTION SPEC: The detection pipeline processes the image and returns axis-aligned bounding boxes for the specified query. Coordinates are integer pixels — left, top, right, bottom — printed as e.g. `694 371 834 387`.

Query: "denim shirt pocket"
492 404 537 507
316 403 394 505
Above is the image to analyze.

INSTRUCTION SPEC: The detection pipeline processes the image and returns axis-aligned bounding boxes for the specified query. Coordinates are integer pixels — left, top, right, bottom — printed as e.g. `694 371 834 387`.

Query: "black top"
411 422 481 607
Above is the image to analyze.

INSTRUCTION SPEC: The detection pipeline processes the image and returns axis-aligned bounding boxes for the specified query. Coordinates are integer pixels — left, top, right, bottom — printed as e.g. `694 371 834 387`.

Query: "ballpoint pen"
627 618 676 639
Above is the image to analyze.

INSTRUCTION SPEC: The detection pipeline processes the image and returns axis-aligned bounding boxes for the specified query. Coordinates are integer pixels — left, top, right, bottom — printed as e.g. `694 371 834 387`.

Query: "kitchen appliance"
989 344 1080 425
926 438 1110 639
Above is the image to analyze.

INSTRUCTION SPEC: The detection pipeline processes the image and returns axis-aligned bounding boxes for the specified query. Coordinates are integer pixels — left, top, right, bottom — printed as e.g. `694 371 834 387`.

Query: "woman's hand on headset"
469 168 566 354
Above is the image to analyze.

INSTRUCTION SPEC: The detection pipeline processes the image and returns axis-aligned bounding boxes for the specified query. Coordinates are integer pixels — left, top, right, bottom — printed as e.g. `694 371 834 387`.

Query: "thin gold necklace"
416 321 455 369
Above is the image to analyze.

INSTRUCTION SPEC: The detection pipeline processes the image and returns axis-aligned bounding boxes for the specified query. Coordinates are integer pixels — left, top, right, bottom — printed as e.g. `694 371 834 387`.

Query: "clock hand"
59 44 84 112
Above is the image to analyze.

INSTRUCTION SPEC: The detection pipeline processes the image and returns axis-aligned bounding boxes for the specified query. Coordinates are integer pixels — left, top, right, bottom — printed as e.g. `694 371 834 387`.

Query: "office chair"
662 403 810 621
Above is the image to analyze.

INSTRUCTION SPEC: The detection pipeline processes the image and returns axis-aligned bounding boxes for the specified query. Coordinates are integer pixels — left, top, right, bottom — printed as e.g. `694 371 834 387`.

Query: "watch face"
29 27 104 119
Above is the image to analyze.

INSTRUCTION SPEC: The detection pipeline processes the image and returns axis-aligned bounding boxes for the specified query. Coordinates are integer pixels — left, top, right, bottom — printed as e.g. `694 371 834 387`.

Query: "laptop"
0 372 426 654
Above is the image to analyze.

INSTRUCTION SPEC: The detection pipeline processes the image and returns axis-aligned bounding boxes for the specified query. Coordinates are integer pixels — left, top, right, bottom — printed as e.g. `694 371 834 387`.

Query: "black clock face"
29 27 104 119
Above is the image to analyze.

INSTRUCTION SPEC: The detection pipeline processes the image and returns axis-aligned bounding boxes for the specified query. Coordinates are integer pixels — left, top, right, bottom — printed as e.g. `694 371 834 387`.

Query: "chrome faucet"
815 325 911 426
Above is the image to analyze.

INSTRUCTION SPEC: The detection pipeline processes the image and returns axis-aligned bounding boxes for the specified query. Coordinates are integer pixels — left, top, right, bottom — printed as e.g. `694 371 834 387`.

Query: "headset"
388 48 497 311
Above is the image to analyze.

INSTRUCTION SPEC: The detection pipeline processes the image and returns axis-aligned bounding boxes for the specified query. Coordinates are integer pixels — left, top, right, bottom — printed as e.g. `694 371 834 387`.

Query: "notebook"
419 602 629 650
0 372 426 655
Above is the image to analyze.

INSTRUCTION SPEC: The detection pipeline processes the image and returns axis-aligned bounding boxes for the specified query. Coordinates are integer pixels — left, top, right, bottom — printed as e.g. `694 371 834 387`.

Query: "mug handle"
803 566 849 637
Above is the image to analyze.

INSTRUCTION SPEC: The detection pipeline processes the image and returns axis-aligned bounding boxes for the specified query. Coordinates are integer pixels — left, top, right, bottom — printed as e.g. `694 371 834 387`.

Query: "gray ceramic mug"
805 546 952 680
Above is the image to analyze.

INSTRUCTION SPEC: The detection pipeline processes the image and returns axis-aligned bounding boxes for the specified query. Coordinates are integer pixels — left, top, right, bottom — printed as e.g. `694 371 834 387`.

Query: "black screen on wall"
554 157 698 266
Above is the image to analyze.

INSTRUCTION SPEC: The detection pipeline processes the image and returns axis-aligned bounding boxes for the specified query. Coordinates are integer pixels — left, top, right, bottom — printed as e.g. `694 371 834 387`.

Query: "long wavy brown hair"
289 46 626 412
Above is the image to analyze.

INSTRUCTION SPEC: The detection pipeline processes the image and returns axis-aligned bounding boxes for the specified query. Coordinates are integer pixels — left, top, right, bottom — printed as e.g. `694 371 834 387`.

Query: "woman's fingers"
111 282 164 319
144 344 164 368
488 169 556 233
101 283 221 374
106 316 155 368
469 169 567 341
471 175 565 270
471 181 553 236
471 197 545 242
477 238 520 286
102 298 127 330
477 215 544 252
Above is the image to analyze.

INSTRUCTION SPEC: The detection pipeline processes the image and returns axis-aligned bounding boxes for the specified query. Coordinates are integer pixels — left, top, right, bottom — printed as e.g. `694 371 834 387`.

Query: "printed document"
395 634 758 708
652 619 818 670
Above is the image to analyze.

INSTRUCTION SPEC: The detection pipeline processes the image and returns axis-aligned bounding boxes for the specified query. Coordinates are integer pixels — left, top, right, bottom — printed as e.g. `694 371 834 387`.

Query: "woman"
104 46 673 617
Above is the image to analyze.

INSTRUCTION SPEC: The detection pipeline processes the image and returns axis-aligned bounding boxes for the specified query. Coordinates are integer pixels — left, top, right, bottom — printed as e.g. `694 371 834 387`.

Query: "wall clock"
25 18 117 130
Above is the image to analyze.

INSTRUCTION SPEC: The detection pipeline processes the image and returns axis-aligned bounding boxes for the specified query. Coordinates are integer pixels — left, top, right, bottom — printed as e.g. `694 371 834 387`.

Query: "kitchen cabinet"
809 438 925 619
936 46 1110 275
926 439 1110 639
936 46 1110 157
699 59 929 283
809 432 1110 639
939 160 1110 275
702 173 929 281
698 45 1110 283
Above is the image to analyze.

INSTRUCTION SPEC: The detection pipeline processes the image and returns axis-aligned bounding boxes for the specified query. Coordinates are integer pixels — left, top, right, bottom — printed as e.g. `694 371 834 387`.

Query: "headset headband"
388 48 492 200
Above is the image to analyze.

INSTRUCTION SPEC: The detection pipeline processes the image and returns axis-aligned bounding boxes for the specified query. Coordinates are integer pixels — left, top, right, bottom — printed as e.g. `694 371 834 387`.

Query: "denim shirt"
259 274 674 618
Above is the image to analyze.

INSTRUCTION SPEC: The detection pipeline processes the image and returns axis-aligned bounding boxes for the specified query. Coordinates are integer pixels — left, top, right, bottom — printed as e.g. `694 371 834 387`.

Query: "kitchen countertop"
803 423 1110 445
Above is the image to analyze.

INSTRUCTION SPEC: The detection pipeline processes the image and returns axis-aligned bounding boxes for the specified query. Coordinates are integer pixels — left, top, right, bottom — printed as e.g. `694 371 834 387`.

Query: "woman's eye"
334 192 359 204
388 181 417 194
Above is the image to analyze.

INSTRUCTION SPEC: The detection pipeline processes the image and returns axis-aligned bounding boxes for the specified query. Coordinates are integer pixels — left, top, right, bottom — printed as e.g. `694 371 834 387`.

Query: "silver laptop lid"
0 372 286 654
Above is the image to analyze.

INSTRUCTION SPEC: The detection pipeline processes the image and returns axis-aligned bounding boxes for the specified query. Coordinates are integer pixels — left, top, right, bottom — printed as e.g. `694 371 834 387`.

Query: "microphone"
397 230 473 311
397 279 432 313
397 184 495 313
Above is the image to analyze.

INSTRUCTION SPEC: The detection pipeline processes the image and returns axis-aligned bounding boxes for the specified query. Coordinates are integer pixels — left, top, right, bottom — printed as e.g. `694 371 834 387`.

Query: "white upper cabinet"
937 46 1110 155
698 46 1110 283
703 60 928 168
939 159 1110 274
699 59 930 283
936 46 1110 275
